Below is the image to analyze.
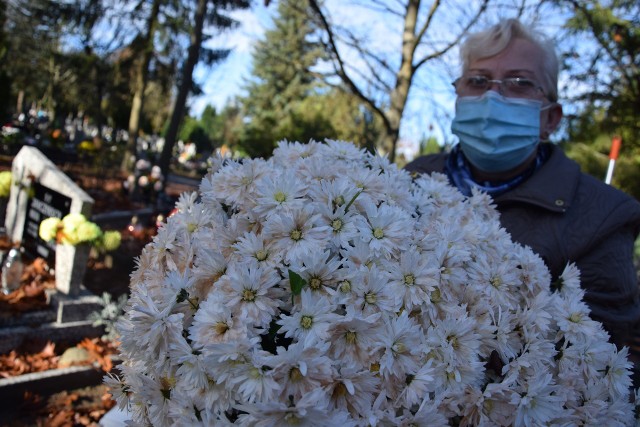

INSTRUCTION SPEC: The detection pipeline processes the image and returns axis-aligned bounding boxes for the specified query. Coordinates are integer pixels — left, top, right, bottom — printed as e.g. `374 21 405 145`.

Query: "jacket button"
555 199 564 206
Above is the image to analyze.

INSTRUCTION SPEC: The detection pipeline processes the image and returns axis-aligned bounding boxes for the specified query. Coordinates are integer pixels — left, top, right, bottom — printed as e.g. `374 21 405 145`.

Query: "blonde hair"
460 19 559 102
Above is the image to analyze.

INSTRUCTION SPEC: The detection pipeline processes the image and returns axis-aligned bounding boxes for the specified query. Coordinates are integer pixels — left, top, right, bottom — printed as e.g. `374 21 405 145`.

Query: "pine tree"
238 0 327 158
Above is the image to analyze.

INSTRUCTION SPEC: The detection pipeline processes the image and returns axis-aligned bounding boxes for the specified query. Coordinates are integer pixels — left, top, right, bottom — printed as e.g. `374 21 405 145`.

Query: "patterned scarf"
445 144 550 197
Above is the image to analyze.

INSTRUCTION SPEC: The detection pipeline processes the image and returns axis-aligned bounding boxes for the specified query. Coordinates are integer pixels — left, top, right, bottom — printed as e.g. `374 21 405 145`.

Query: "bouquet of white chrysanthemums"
106 139 639 426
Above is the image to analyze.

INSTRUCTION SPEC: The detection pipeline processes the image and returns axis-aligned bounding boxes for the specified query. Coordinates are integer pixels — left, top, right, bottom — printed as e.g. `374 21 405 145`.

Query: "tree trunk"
121 0 162 173
157 0 208 179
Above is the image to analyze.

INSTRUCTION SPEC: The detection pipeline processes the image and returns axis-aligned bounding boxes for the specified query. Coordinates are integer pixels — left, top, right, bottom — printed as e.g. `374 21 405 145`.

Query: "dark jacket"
405 144 640 384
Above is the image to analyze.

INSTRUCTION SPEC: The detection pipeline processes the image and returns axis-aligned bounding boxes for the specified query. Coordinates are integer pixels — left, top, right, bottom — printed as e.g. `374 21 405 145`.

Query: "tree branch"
308 0 393 133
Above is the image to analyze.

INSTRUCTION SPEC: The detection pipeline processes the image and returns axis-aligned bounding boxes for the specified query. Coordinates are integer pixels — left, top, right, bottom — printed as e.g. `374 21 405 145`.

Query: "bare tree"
308 0 492 162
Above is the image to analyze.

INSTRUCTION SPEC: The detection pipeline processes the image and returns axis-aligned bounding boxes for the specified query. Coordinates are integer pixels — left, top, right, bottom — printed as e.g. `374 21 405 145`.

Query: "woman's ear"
542 103 563 139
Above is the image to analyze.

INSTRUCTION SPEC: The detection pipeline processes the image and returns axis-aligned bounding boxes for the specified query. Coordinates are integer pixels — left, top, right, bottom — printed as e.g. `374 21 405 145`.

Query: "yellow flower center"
339 280 351 293
490 276 501 288
392 342 407 354
289 367 304 382
255 249 268 261
331 219 343 231
242 289 256 302
403 274 415 286
290 229 302 241
447 334 460 350
430 288 441 303
372 227 384 239
345 331 357 344
284 413 301 425
274 191 287 203
334 195 345 207
309 277 322 290
332 382 348 398
214 322 229 335
569 313 582 323
364 292 377 304
300 315 313 329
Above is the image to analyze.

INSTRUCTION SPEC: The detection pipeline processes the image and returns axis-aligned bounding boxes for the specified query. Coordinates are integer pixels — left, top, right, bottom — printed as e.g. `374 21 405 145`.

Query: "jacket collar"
493 144 581 213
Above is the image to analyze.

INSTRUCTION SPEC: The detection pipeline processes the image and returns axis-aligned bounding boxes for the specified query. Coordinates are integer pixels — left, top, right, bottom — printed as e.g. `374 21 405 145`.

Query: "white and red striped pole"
604 135 622 185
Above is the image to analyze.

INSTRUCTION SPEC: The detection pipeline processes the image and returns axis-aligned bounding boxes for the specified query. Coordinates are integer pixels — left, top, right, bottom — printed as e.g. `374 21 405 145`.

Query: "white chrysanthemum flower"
209 158 269 208
307 176 361 211
253 171 308 219
268 341 334 401
340 239 381 270
326 309 381 365
214 215 253 259
217 261 282 329
169 336 209 391
103 372 131 412
351 265 399 315
149 220 177 264
555 262 582 296
395 359 436 408
191 247 227 298
360 202 412 259
377 169 417 213
376 311 424 380
602 346 633 399
296 249 342 293
272 139 321 165
232 231 282 268
425 310 482 365
127 290 184 358
487 307 522 362
235 388 356 427
464 250 522 309
175 191 199 213
514 291 554 338
188 294 248 347
297 154 343 183
345 165 387 209
393 402 450 427
557 333 610 380
320 138 367 162
325 362 380 417
511 372 565 427
555 293 604 338
316 203 364 252
227 350 282 404
277 289 339 347
382 249 438 311
262 206 331 264
140 377 177 426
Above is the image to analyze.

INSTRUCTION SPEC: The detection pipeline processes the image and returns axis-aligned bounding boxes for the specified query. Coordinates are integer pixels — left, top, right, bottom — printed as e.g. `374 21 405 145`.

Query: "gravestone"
4 146 94 295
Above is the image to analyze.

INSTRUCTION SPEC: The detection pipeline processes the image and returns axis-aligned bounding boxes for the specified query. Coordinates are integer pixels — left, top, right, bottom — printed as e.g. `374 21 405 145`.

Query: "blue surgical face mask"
451 91 547 173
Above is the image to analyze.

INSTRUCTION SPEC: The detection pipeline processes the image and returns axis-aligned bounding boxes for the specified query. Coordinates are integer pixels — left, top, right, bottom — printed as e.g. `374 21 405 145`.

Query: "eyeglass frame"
452 75 548 100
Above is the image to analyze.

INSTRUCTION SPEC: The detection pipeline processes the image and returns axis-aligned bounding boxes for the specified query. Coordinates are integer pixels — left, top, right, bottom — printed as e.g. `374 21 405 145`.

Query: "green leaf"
288 269 307 304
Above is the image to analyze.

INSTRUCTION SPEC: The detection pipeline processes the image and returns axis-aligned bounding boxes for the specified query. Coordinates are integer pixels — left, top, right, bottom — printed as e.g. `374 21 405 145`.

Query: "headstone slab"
4 147 94 294
5 146 94 244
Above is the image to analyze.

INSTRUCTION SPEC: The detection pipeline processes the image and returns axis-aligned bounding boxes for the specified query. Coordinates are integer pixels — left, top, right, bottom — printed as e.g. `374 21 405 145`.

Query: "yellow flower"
0 171 12 198
39 217 62 242
60 213 89 245
101 231 122 252
76 221 102 244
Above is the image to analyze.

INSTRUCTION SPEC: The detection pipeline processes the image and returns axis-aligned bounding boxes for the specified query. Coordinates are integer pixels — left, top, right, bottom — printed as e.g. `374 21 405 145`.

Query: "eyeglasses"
453 75 546 99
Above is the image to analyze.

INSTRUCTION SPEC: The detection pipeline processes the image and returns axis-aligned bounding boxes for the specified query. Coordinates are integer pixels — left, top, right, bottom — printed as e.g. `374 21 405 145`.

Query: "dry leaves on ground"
0 337 118 378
